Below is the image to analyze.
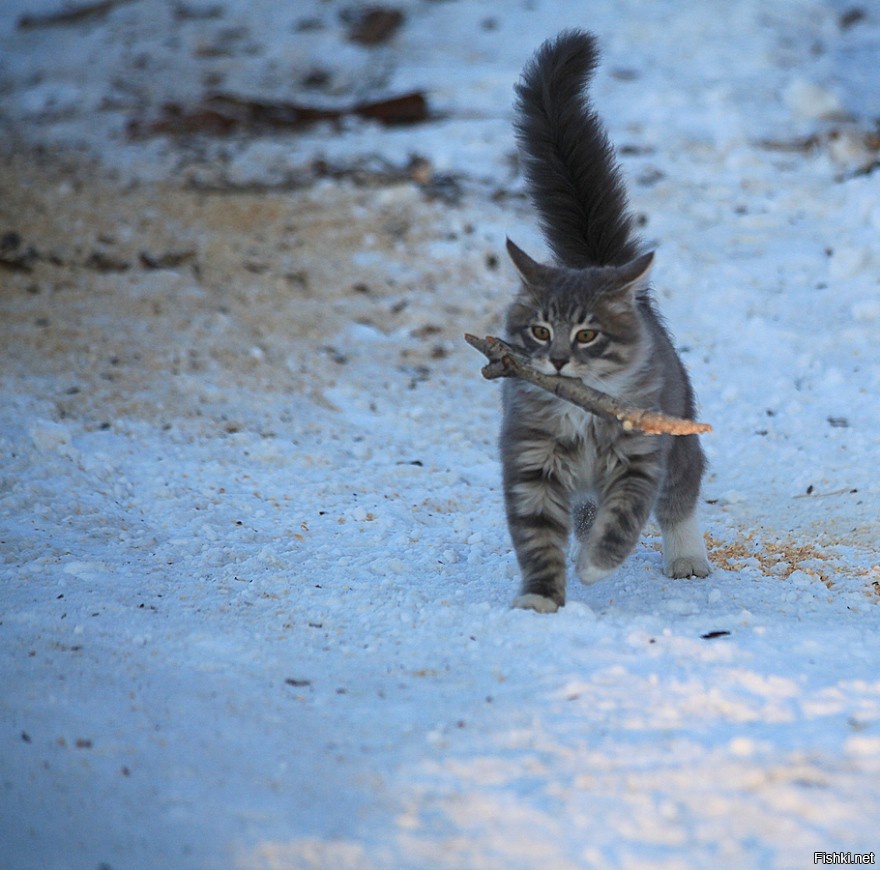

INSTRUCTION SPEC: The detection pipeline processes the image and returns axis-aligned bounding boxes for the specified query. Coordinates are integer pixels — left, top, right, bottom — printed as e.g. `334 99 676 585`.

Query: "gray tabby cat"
501 30 710 613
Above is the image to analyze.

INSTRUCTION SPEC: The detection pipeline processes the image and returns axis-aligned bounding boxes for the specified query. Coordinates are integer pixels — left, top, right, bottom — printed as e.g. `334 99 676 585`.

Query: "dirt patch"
0 151 506 432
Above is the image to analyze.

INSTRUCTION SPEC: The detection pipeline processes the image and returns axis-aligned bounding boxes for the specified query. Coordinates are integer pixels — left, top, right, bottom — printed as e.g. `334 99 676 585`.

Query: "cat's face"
504 239 653 392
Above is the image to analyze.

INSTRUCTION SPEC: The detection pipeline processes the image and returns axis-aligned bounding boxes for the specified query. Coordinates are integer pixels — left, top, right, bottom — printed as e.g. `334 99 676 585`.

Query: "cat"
500 30 710 613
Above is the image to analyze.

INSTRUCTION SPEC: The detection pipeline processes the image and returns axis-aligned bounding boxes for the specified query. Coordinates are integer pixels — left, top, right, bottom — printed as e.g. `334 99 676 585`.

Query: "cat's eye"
530 324 551 342
575 328 599 345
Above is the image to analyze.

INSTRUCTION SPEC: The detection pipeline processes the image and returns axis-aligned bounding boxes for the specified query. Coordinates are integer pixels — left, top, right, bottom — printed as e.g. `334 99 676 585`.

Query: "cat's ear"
506 237 552 290
600 251 653 309
616 251 654 292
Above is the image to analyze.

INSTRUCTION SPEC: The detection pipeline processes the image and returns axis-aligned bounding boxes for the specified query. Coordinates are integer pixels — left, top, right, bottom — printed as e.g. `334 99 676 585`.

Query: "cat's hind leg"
659 511 710 578
655 434 710 578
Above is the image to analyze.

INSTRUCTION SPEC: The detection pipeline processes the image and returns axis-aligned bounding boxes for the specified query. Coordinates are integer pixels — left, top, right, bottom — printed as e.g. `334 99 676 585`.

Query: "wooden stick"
464 333 712 436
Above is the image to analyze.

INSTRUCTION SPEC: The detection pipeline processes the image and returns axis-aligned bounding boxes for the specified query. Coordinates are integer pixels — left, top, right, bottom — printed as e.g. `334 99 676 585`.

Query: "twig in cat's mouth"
464 333 712 436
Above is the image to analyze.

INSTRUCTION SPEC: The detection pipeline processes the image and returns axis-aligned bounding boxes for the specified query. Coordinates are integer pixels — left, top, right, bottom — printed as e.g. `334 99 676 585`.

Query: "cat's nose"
550 357 568 372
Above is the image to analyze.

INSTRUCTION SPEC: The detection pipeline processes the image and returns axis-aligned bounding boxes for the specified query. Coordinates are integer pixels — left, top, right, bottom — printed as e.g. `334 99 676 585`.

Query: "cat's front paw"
575 553 614 585
512 593 560 613
664 555 711 579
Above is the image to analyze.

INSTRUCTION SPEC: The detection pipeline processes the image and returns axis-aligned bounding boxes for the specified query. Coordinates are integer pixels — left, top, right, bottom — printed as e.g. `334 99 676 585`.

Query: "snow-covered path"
1 1 879 867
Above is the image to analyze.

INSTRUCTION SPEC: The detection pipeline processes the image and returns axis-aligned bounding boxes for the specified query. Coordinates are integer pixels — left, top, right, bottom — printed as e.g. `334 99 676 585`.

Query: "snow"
1 0 879 867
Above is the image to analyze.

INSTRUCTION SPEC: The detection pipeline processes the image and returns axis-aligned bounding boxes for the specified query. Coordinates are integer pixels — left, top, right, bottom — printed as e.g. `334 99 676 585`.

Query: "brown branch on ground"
464 333 712 437
126 92 430 139
18 0 133 28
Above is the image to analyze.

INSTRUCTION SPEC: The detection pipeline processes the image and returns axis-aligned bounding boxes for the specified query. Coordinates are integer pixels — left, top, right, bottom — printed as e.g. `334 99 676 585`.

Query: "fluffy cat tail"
514 29 640 268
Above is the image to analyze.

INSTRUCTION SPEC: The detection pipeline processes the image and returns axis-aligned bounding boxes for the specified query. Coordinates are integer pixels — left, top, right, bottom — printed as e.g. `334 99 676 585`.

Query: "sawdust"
707 532 880 599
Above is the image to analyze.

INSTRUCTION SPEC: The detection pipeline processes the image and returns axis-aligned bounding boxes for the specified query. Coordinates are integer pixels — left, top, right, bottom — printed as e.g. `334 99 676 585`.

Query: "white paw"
576 551 614 586
512 593 559 613
664 555 711 579
661 513 710 579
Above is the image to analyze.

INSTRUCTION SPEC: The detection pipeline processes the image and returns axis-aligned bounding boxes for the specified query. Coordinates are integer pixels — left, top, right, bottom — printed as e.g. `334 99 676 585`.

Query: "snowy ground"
1 0 879 868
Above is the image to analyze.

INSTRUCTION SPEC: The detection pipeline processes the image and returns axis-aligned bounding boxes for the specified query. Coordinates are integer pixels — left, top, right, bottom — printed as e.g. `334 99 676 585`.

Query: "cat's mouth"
536 360 579 378
539 361 612 391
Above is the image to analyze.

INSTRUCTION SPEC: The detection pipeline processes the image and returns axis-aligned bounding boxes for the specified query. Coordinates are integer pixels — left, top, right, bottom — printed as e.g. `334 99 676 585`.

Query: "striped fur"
502 31 709 612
